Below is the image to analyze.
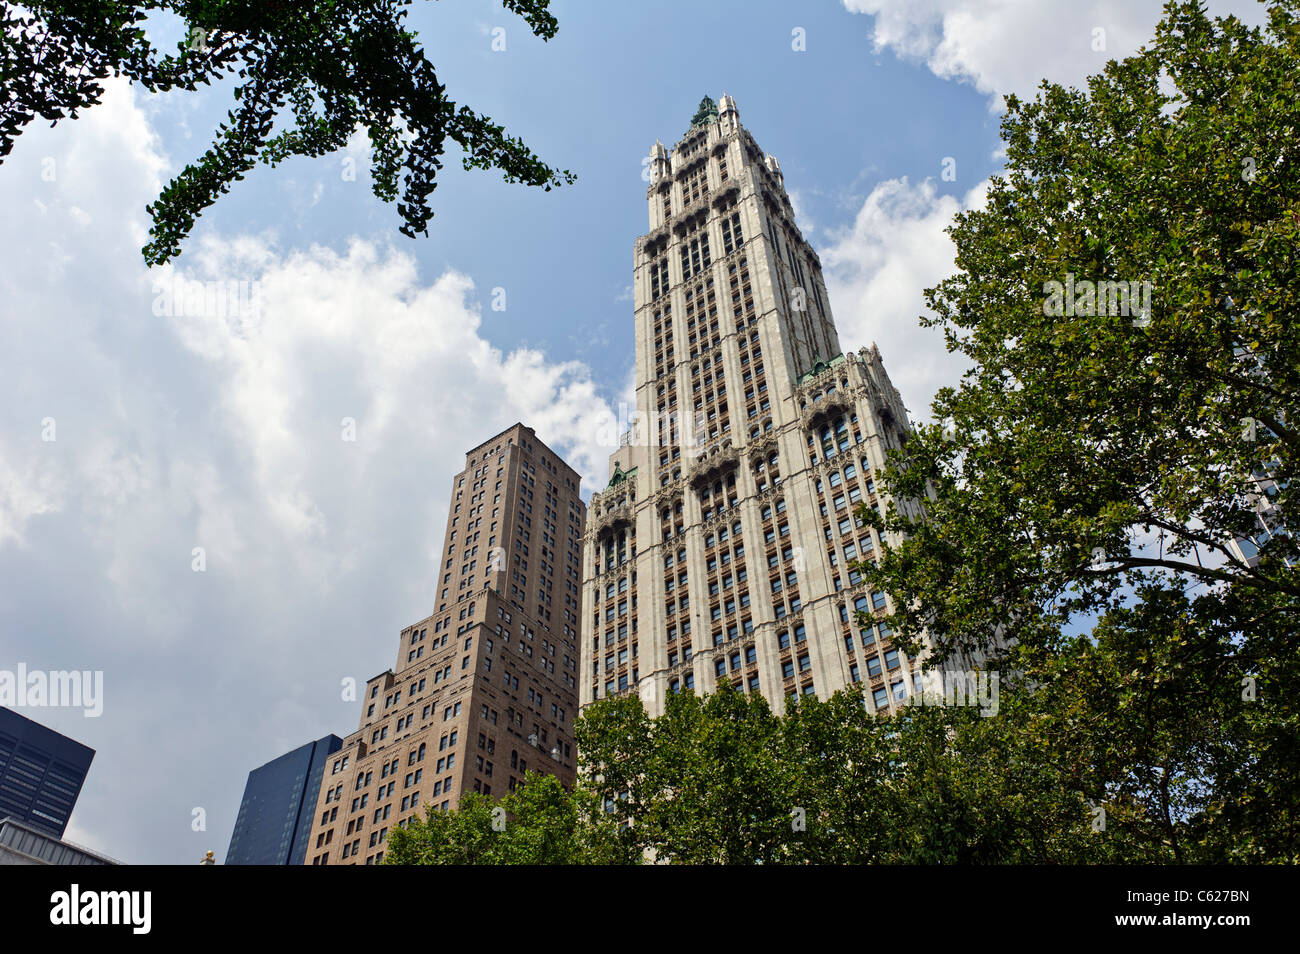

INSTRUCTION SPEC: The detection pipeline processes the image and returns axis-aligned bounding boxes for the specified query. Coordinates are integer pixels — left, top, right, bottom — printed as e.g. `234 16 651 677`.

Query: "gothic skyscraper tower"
581 96 925 717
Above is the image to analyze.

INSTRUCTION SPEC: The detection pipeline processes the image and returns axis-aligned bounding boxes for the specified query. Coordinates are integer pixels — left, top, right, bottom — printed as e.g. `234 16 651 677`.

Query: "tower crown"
689 95 719 129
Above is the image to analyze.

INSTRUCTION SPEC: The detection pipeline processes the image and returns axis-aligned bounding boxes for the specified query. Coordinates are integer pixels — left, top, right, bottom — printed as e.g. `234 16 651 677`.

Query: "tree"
864 0 1300 862
613 686 794 864
879 700 1101 863
778 689 900 863
382 771 635 865
577 686 1132 864
394 679 1282 864
1 1 576 264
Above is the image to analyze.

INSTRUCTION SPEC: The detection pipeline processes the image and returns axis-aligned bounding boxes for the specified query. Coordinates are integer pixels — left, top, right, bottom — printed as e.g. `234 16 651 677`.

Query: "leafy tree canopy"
391 684 1232 865
868 0 1299 665
863 0 1300 863
1 1 576 264
383 771 635 865
390 663 1297 864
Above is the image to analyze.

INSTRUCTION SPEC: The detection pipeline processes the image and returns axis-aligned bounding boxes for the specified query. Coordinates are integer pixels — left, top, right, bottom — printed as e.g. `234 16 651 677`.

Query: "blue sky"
0 0 1268 863
143 0 1000 395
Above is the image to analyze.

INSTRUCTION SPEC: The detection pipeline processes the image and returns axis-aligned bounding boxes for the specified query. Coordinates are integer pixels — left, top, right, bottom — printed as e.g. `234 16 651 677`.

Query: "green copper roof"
607 464 637 489
690 96 719 128
798 353 847 385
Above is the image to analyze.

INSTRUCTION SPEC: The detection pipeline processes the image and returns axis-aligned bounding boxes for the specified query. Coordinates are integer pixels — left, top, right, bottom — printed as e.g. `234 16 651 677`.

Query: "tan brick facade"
305 424 585 864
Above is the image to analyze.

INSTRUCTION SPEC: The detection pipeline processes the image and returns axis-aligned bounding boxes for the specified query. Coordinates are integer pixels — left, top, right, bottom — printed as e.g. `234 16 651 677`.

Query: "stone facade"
580 96 928 718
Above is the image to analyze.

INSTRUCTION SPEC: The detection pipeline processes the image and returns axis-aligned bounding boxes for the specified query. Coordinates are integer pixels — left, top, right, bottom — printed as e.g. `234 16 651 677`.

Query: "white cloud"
842 0 1268 108
0 454 63 547
788 188 816 236
0 79 618 863
821 176 988 421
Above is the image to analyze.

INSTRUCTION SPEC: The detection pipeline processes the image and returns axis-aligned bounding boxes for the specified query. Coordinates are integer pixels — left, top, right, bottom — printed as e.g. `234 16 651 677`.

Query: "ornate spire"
690 96 719 128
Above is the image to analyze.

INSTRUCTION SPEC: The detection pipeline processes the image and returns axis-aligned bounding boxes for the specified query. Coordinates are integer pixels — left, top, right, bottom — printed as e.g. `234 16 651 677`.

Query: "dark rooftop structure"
0 707 95 839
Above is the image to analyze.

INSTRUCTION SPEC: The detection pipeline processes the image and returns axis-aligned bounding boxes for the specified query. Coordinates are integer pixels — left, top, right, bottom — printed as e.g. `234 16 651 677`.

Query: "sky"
0 0 1270 863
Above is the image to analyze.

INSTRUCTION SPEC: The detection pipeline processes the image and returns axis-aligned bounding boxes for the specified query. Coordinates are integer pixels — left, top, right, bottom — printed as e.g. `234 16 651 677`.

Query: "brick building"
304 424 585 864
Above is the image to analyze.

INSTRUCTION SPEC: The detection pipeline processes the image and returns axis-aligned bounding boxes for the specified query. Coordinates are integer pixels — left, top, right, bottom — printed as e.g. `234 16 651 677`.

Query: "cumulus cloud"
788 188 816 237
821 176 987 422
0 80 617 863
842 0 1269 108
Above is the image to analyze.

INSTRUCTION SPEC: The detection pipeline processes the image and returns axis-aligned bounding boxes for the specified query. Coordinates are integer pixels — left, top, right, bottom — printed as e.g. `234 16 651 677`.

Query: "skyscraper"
581 95 926 717
225 733 342 865
303 424 585 864
0 706 94 839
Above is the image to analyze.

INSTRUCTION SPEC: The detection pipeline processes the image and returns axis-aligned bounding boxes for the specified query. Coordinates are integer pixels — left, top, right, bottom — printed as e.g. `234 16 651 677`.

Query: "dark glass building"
0 707 95 838
226 734 342 865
